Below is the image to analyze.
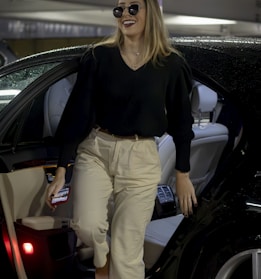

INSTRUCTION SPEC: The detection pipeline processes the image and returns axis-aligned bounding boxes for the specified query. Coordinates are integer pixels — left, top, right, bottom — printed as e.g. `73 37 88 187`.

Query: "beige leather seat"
190 83 229 194
144 83 229 269
156 83 228 194
43 74 76 137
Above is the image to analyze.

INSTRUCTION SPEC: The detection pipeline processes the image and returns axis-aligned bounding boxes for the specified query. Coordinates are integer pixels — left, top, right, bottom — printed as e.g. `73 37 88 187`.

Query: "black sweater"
56 45 194 172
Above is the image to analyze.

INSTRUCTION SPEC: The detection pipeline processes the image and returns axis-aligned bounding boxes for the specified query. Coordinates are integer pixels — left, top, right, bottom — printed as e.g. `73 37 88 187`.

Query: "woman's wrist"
55 166 66 177
175 169 189 178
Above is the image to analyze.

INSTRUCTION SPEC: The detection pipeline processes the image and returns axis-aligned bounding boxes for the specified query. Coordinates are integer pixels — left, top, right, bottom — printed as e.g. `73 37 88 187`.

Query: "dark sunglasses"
113 4 141 18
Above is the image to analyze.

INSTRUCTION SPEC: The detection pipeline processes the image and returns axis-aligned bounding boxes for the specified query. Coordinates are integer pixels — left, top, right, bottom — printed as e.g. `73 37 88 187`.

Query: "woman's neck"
122 38 144 56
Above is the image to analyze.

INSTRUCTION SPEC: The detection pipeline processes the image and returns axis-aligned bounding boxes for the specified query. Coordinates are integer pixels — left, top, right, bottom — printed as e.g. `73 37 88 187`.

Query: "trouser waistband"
94 125 151 141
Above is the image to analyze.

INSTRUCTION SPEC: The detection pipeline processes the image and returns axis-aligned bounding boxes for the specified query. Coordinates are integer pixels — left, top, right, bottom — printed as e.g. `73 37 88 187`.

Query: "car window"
0 62 60 111
3 92 46 145
0 89 20 111
2 73 77 147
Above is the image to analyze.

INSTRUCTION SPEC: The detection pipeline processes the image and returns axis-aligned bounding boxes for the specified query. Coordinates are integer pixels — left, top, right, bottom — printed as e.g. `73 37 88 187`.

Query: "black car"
0 37 260 279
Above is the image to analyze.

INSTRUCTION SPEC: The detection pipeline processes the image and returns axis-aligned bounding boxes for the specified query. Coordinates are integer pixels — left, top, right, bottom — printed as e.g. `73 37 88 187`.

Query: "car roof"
0 36 260 105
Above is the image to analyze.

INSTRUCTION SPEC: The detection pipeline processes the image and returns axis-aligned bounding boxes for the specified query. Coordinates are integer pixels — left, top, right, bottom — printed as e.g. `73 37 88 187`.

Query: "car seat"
143 83 229 269
158 83 228 195
189 83 229 194
43 74 76 137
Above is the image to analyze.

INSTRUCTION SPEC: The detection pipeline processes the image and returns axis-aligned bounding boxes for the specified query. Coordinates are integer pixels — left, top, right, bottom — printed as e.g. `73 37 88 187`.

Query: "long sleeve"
166 56 194 172
55 48 96 168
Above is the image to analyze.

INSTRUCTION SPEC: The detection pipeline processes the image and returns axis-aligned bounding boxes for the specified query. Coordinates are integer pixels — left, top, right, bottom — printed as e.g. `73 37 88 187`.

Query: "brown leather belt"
94 126 150 140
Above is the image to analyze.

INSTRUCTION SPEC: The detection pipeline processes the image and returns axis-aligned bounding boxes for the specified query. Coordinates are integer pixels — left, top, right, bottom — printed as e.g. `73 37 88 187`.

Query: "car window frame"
0 59 79 154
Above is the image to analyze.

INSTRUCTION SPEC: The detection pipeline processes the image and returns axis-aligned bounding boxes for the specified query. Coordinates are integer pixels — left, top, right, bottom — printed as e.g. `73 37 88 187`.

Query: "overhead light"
165 15 237 25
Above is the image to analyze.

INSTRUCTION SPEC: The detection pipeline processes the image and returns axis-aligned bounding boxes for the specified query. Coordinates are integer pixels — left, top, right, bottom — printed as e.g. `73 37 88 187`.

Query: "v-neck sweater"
56 45 194 172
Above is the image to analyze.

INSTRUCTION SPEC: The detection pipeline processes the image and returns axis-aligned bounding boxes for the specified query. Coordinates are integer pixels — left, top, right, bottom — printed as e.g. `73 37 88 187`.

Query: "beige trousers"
71 128 161 279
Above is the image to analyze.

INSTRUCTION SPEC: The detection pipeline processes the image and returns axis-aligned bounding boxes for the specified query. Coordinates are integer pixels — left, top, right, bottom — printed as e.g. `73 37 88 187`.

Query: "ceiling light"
164 15 237 25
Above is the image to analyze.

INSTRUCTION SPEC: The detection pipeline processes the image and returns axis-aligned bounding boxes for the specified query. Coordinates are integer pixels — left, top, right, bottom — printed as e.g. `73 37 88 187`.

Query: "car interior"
0 72 242 276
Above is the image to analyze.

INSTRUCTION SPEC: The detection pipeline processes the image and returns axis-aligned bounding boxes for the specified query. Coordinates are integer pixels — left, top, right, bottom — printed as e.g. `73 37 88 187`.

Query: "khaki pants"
71 128 161 279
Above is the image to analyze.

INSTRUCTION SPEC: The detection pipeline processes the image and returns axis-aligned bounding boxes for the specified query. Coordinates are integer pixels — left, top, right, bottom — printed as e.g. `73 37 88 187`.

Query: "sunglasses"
113 4 141 18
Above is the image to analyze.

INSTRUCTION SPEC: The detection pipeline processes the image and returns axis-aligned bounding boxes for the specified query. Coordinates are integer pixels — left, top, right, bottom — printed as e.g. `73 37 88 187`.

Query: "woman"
46 0 198 278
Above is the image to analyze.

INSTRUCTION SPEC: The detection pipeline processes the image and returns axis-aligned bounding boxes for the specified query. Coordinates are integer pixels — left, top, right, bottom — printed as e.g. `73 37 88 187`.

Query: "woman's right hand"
45 167 66 210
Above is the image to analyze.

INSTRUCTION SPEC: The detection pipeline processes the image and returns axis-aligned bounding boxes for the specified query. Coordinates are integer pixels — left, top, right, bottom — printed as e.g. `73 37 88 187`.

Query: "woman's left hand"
175 170 198 217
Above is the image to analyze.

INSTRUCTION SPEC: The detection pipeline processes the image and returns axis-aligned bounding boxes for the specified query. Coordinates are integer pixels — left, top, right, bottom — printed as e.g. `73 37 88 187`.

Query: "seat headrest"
191 84 218 114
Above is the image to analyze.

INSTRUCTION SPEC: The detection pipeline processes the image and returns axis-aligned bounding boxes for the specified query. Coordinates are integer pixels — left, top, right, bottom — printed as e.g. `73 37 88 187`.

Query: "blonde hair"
95 0 180 66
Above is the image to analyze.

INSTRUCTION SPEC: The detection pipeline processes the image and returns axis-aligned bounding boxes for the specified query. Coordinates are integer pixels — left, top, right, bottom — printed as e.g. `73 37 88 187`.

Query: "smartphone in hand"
51 187 70 205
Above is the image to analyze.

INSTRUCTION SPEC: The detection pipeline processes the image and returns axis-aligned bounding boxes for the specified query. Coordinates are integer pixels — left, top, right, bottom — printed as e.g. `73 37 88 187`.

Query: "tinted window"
0 63 60 111
2 73 76 146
